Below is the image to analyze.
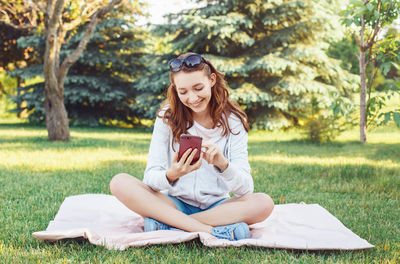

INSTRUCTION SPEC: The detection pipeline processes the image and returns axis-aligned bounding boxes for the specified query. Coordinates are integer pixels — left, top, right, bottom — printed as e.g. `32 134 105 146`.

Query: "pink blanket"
33 194 374 250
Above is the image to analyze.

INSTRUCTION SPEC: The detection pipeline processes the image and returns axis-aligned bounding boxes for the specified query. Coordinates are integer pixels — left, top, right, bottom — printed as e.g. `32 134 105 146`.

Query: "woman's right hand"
166 148 203 183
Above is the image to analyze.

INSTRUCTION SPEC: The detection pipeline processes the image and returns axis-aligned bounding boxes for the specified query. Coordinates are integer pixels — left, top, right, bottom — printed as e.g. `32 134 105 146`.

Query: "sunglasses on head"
168 54 206 72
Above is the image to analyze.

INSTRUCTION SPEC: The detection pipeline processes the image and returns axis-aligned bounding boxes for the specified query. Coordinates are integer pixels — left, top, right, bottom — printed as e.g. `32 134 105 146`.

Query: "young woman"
110 52 274 241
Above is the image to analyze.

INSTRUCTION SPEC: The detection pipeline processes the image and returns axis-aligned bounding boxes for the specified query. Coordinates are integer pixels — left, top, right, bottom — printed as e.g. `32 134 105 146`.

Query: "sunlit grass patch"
0 149 148 172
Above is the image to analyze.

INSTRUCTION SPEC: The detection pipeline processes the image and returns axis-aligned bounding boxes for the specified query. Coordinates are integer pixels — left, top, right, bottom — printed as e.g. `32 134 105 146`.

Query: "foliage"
129 32 175 121
367 32 400 128
10 11 149 126
378 109 400 127
327 28 399 92
0 0 44 119
0 72 17 117
0 72 17 96
341 0 399 28
0 0 43 71
327 32 360 75
371 88 400 127
302 92 357 143
135 0 358 130
340 0 400 137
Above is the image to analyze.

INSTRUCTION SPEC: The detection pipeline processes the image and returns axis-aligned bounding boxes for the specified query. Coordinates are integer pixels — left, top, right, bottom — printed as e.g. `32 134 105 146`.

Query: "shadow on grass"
0 122 151 133
250 159 399 197
370 144 400 162
0 134 150 151
0 123 151 152
0 122 45 129
248 140 400 162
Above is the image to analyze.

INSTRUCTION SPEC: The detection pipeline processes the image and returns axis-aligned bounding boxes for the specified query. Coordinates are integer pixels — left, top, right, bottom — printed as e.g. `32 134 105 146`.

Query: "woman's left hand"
201 141 229 172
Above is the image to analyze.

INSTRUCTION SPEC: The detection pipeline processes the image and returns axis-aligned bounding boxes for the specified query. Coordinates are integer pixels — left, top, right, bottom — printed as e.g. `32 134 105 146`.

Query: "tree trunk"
41 0 122 141
44 82 70 141
359 7 367 144
16 76 22 118
359 50 367 144
43 0 69 141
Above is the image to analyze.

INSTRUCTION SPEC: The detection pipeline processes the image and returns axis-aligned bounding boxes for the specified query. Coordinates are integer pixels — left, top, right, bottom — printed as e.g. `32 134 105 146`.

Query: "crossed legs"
109 173 274 233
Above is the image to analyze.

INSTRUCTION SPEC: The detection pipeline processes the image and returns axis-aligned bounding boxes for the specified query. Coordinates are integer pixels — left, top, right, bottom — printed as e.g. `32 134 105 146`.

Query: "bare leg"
190 193 274 226
109 173 212 233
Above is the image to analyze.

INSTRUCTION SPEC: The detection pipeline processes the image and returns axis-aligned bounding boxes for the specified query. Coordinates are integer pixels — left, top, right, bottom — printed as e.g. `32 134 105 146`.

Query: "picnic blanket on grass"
32 194 374 250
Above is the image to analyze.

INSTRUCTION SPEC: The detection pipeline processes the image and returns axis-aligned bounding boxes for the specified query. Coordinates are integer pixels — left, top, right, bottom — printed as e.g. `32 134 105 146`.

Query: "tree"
135 0 358 131
11 7 148 127
342 0 400 143
0 0 43 115
0 1 39 71
1 0 125 141
327 33 360 75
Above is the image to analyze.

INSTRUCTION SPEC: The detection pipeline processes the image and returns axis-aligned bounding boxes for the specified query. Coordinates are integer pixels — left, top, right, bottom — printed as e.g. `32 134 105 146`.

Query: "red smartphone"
178 134 202 165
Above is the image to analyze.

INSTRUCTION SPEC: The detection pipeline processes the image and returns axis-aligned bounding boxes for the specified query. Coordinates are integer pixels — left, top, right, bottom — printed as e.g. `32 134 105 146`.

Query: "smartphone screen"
178 134 202 165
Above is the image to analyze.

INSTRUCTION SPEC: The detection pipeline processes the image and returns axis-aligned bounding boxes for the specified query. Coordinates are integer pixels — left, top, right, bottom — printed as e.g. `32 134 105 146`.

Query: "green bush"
302 94 356 143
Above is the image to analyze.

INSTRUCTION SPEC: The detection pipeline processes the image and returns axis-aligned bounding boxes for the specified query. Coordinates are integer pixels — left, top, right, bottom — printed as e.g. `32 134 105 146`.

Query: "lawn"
0 122 399 263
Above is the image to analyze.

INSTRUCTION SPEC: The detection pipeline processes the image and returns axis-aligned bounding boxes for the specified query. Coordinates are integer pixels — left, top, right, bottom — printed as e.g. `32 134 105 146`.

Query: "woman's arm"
142 116 174 191
143 115 203 190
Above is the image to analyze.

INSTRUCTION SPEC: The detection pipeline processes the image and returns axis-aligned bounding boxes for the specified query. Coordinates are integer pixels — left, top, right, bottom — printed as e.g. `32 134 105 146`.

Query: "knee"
109 173 132 195
249 193 274 222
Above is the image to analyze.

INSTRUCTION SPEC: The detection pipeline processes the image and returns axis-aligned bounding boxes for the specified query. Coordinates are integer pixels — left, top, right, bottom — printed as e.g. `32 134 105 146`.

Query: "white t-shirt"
193 120 222 141
193 120 227 157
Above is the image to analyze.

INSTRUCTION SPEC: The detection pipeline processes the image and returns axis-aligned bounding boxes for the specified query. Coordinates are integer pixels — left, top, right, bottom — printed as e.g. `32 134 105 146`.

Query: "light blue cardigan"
143 111 254 209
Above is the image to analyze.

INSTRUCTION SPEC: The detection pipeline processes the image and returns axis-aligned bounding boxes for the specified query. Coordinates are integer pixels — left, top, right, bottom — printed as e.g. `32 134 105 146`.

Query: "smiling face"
173 70 216 118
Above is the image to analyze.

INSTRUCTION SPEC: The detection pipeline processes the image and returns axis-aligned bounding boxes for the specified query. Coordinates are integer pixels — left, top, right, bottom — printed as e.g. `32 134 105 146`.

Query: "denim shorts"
165 194 229 215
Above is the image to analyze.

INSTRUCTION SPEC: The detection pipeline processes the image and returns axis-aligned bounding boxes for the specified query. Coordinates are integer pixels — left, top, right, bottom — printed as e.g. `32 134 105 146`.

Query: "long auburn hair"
158 52 250 144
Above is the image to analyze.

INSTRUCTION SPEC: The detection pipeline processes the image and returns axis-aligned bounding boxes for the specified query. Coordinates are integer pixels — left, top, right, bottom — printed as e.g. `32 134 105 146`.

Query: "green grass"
0 122 399 263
